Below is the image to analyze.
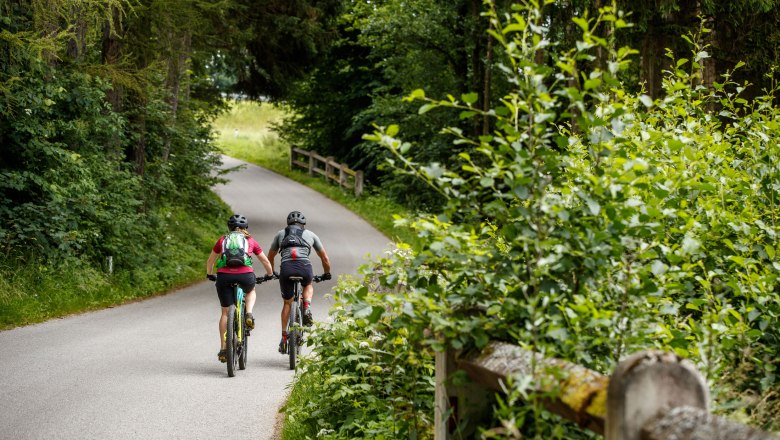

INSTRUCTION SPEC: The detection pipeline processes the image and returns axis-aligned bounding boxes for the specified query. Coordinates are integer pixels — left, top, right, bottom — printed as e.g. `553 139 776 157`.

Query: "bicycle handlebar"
208 273 330 283
256 274 277 284
312 274 331 283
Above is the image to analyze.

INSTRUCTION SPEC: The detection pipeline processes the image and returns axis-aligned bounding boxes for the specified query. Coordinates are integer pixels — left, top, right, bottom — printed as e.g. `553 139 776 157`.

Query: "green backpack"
217 231 253 268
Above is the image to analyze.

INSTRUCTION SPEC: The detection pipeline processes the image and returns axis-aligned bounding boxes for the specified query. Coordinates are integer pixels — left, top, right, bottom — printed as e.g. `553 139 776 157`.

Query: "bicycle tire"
226 304 237 377
239 300 248 370
296 307 304 355
288 301 298 370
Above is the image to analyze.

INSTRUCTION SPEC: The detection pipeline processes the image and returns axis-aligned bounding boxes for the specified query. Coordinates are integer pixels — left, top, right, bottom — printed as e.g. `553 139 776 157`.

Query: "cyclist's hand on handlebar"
206 274 217 282
313 273 331 283
256 273 277 283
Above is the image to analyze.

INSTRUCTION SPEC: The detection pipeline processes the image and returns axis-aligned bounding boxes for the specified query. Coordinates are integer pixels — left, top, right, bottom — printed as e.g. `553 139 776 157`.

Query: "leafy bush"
316 1 778 437
282 246 435 439
0 194 229 329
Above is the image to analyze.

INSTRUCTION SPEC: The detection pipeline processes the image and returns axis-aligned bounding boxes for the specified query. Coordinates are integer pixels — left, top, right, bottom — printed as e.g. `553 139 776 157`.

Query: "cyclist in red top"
206 214 274 363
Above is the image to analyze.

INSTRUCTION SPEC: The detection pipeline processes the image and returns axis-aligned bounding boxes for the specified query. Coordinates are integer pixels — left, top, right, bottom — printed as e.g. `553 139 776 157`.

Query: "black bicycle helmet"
286 211 306 225
227 214 248 230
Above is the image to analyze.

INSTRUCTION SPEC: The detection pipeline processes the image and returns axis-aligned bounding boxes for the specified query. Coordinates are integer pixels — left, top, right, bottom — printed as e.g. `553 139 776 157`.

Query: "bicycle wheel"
226 304 238 377
296 306 304 355
239 300 248 370
288 301 299 370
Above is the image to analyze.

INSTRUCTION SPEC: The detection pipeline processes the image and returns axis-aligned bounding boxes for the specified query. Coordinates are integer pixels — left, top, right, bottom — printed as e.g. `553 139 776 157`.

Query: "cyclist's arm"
206 251 219 276
256 251 274 276
267 248 277 271
316 248 331 274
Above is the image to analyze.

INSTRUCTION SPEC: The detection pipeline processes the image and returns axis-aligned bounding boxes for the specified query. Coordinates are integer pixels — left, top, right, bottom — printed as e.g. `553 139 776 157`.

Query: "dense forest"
0 0 340 323
2 0 780 438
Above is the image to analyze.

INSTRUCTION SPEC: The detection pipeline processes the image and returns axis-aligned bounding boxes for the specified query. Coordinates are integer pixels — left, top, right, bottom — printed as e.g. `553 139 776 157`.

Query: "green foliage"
0 0 230 326
281 246 435 440
279 0 485 211
358 0 780 435
0 195 229 329
0 46 139 263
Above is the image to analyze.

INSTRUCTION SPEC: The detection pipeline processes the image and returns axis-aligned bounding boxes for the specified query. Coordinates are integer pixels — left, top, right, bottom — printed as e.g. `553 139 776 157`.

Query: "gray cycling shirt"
269 228 324 264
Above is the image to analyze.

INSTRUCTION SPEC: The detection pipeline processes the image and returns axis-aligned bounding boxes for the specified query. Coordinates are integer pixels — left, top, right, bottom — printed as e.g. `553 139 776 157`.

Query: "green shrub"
282 246 435 439
359 1 779 436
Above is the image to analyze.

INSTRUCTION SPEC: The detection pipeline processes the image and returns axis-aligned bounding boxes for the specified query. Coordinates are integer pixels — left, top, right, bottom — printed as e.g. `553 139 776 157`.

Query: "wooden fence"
436 341 779 440
290 145 364 196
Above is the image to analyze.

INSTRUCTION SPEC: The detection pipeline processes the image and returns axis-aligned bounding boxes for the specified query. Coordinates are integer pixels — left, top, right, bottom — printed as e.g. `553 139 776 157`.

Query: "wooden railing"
290 145 364 196
436 341 779 440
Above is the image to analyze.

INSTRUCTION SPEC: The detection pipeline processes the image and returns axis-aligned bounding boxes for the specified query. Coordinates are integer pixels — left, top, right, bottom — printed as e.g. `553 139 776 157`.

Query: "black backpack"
280 225 311 251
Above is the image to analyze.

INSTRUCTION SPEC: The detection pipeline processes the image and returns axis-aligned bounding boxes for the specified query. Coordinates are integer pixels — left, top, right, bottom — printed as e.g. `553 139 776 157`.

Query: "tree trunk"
102 5 123 113
469 0 483 139
703 16 717 112
66 7 87 61
163 29 192 163
133 111 147 177
482 0 495 136
33 0 60 65
640 11 668 99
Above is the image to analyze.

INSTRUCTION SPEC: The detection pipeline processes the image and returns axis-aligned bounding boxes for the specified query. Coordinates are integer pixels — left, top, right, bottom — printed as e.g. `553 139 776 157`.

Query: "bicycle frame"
235 286 245 343
285 277 304 370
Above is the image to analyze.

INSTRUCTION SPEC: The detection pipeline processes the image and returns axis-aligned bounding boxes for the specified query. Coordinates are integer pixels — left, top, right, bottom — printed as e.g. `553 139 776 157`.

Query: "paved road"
0 156 392 440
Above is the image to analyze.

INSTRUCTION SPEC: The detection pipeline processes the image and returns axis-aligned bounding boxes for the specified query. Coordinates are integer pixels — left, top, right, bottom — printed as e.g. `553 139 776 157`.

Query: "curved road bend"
0 156 392 440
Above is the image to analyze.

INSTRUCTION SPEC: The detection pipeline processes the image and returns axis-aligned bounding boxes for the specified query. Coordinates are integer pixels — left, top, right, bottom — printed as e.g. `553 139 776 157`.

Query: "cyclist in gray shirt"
267 210 331 353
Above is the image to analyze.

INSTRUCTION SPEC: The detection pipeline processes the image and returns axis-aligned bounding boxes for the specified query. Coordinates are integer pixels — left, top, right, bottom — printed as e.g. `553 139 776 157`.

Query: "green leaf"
409 89 426 100
461 92 479 105
572 17 589 32
480 177 494 187
419 104 436 114
583 78 601 90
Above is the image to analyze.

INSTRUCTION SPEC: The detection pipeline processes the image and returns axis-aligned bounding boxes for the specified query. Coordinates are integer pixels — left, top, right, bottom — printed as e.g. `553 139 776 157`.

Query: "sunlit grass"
214 100 290 171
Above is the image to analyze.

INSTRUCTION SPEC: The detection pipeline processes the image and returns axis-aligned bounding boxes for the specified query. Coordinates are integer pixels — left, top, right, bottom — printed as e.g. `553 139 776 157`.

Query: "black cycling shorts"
215 272 256 307
279 260 313 300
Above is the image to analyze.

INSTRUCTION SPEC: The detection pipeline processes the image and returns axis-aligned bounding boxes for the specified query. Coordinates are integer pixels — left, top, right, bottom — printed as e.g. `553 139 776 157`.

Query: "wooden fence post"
339 164 346 188
289 145 294 171
355 170 363 196
434 349 451 440
308 152 314 176
606 350 708 440
325 157 334 183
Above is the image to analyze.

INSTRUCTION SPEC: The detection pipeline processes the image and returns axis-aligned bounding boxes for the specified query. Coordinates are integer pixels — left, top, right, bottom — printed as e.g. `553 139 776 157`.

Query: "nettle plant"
363 0 779 434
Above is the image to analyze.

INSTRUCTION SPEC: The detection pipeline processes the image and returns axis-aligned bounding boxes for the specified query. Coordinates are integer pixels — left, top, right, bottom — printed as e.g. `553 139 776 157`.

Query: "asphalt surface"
0 156 392 440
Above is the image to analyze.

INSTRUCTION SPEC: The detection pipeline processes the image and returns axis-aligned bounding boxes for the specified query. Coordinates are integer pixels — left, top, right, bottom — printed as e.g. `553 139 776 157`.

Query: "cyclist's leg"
297 263 314 323
245 289 256 314
219 307 229 350
281 298 293 331
278 263 296 350
215 274 234 354
236 272 257 328
302 284 314 303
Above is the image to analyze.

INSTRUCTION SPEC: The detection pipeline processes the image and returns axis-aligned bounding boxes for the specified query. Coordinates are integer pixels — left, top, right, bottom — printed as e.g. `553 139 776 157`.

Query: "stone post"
606 350 708 440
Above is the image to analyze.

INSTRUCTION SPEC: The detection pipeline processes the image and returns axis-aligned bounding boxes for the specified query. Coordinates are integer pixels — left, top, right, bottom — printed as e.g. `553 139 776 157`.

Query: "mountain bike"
281 275 324 370
218 275 273 377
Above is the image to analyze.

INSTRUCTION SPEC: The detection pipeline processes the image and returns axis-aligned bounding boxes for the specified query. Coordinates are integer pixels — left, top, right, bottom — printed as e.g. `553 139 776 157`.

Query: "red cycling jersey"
212 235 263 274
